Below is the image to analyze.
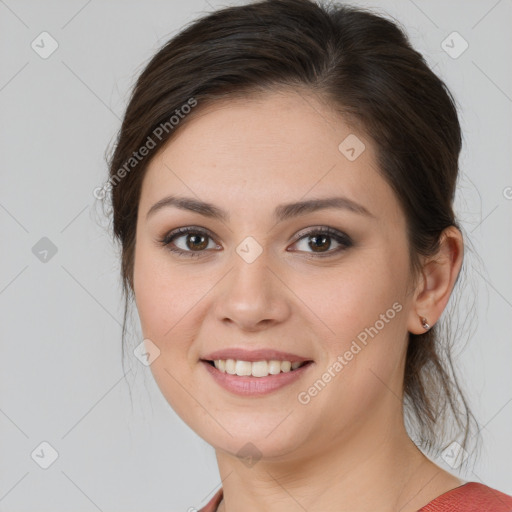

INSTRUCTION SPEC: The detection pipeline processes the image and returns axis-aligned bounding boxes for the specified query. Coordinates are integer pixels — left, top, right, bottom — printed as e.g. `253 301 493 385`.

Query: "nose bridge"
235 241 271 290
214 236 290 329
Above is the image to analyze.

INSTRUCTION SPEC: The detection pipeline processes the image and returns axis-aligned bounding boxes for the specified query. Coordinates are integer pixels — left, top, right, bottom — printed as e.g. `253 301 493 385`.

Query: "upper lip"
201 348 312 363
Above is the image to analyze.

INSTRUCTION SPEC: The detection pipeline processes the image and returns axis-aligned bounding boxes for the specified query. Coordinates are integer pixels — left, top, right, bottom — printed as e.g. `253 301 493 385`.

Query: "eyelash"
158 226 353 259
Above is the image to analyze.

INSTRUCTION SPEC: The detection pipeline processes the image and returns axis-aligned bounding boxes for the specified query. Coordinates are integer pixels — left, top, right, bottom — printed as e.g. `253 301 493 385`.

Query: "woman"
105 0 512 510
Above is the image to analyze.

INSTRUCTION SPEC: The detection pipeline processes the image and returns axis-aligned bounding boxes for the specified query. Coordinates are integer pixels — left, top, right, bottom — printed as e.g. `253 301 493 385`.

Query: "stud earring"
420 316 431 331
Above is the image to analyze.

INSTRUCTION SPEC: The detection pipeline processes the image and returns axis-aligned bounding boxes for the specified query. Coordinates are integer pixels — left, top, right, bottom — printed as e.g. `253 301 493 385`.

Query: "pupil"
188 234 208 251
310 234 330 252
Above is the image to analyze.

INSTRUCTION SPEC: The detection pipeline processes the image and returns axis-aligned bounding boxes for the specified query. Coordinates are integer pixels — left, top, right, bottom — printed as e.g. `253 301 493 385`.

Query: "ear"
407 226 464 335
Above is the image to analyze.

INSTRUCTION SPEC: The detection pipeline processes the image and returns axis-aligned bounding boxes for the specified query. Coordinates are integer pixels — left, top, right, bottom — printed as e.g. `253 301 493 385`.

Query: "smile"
200 359 314 396
208 359 307 377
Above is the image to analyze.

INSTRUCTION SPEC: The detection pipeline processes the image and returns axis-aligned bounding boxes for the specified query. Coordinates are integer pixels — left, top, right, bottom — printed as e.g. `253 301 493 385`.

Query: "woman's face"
133 90 419 460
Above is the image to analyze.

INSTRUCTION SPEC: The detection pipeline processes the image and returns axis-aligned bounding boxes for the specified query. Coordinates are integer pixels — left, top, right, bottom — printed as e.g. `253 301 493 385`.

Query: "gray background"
0 0 511 510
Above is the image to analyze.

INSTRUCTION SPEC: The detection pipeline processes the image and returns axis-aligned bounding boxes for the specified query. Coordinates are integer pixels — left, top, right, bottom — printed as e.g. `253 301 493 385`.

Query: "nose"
213 247 291 332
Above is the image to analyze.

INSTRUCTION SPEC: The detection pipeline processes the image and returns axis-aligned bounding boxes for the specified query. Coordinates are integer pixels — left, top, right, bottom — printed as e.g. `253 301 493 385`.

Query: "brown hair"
104 0 479 461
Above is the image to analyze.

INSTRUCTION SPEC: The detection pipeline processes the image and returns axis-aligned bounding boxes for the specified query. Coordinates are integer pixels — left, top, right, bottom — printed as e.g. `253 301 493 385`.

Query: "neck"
214 415 457 512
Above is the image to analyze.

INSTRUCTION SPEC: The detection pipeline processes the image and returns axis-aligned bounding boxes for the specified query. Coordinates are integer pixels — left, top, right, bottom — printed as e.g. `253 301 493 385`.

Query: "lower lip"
200 360 314 396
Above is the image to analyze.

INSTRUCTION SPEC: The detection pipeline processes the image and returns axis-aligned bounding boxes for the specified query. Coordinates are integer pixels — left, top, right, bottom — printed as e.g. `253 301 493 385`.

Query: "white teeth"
212 359 307 377
251 361 269 377
235 360 252 376
225 359 236 374
268 360 282 375
281 361 291 372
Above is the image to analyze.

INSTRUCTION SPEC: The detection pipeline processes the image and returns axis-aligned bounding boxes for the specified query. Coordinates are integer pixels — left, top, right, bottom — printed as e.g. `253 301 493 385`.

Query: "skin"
133 89 465 512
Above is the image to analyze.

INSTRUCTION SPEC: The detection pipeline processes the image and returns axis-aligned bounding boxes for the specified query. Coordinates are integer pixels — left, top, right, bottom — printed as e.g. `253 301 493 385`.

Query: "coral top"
198 482 512 511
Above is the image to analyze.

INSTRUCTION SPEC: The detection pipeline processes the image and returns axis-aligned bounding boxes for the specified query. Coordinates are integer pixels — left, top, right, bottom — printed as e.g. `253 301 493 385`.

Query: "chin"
213 435 302 462
192 416 310 462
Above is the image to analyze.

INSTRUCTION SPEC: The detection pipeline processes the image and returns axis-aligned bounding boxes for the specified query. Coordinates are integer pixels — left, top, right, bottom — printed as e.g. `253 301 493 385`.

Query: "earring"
420 316 431 331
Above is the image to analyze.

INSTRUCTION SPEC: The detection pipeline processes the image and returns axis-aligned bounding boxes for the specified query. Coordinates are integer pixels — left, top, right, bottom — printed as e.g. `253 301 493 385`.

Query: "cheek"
132 243 202 419
133 242 183 340
299 246 409 398
133 240 212 372
296 249 407 340
294 262 408 431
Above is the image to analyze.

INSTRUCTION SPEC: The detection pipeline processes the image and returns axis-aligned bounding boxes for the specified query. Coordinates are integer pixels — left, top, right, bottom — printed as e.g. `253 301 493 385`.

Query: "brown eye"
160 227 220 258
308 233 332 252
184 233 209 251
289 227 353 257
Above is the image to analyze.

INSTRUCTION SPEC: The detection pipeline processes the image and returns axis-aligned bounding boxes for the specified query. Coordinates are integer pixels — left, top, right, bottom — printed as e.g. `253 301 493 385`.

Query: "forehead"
140 90 401 225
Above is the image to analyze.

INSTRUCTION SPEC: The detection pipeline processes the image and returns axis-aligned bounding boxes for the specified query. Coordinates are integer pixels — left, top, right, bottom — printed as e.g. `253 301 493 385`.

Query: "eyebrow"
146 194 374 222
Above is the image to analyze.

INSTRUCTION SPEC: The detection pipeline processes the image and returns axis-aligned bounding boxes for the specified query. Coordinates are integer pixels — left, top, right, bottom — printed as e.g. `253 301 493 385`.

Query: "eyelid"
160 225 218 245
290 225 352 244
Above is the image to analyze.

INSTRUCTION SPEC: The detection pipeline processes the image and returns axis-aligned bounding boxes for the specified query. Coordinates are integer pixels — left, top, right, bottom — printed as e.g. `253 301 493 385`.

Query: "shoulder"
197 483 512 512
419 482 512 512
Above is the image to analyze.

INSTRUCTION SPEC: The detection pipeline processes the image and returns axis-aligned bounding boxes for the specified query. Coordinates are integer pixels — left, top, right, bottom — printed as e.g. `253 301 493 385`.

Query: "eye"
158 225 353 259
289 226 353 257
159 226 220 258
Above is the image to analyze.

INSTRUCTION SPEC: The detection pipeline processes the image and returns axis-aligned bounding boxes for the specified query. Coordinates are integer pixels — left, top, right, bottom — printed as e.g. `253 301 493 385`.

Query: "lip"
201 348 312 363
201 360 314 396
